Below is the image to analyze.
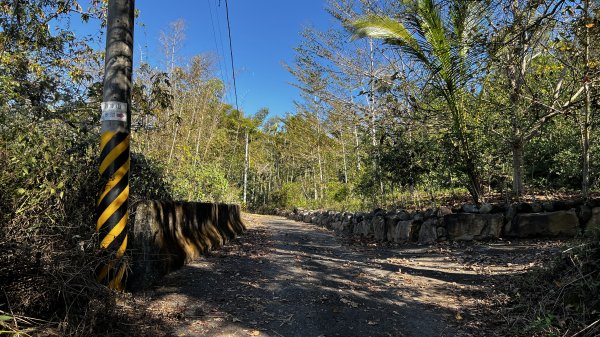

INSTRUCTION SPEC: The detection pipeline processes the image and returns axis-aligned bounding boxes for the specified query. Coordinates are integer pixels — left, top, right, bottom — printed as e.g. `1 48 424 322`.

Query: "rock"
393 220 418 242
397 211 412 221
444 213 503 241
418 218 439 243
330 221 342 231
387 221 398 241
542 201 555 212
513 210 579 237
479 203 493 214
462 204 479 213
373 216 386 241
585 207 600 236
353 221 363 236
424 208 437 219
385 215 399 241
355 220 373 237
303 214 312 223
492 203 508 213
516 202 532 213
319 215 329 227
552 200 578 211
436 207 453 217
531 202 543 213
577 205 592 225
504 203 518 234
413 212 425 222
373 208 386 216
436 226 447 239
340 221 354 235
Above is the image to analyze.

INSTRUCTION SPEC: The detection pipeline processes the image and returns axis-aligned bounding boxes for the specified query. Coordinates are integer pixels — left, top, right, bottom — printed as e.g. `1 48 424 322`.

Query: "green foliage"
276 182 307 208
0 111 99 325
350 0 490 202
171 162 230 203
526 118 582 189
0 4 173 332
130 153 173 202
525 314 558 336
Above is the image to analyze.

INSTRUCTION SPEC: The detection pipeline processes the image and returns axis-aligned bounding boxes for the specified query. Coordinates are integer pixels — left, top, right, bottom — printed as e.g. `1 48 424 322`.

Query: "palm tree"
350 0 489 203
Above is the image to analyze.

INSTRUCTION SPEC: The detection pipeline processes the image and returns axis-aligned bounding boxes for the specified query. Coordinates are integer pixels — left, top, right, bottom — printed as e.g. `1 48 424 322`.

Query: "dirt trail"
130 214 565 337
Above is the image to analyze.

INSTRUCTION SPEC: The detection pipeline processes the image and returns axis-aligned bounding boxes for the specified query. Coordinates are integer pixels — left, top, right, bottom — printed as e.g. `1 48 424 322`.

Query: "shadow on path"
138 214 563 337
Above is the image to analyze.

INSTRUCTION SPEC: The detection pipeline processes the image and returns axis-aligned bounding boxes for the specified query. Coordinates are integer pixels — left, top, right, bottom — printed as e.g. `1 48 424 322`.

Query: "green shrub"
171 162 230 202
0 114 175 335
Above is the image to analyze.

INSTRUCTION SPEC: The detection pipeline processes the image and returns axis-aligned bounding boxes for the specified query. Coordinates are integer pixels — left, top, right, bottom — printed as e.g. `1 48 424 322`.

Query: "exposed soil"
117 214 569 337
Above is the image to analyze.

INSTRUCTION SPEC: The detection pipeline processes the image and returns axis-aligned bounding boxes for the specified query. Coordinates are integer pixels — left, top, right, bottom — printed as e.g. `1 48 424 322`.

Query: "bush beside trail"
0 117 172 336
490 236 600 337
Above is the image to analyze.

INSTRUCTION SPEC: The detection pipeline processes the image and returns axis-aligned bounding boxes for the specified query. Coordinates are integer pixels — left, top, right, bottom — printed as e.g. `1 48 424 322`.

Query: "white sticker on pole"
101 101 128 122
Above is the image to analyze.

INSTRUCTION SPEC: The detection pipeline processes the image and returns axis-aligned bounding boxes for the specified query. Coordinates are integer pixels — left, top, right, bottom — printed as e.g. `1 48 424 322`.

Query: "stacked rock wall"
274 200 600 244
127 201 246 290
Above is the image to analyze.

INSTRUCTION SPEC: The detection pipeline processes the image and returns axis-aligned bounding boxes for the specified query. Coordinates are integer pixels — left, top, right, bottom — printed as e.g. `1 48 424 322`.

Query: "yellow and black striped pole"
96 0 135 290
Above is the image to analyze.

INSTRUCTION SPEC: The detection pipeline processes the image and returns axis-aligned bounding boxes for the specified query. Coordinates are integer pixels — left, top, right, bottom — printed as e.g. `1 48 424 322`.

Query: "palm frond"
416 0 452 81
350 14 421 53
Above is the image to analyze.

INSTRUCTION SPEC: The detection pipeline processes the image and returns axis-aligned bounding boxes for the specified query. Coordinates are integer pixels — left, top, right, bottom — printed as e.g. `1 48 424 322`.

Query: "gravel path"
127 213 564 337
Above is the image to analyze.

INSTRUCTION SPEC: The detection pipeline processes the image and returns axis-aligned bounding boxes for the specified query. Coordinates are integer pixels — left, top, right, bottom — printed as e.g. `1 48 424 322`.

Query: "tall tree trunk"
312 167 318 200
508 64 525 198
243 129 249 204
581 0 591 199
512 137 524 197
368 38 381 205
317 143 323 199
354 123 361 171
465 160 483 205
341 135 348 184
167 122 180 168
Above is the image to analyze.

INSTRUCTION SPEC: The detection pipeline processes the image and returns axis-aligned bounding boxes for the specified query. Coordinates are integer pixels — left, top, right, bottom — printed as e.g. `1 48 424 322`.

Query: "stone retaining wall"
274 200 600 244
127 201 246 290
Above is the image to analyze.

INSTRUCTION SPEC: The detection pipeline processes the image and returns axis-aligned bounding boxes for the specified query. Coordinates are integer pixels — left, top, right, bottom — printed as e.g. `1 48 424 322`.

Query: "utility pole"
96 0 135 290
243 129 249 204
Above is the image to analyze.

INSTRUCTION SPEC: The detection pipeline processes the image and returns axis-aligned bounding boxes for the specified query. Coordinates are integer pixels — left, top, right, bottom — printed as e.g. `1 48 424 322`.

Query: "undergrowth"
0 116 172 336
499 235 600 337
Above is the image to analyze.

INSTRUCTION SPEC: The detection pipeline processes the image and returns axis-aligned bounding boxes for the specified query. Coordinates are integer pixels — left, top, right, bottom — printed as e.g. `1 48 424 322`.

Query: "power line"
224 0 240 112
206 0 230 102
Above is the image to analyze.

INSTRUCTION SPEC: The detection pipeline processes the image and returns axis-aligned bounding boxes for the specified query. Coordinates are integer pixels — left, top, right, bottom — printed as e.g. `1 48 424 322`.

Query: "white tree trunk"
243 130 249 204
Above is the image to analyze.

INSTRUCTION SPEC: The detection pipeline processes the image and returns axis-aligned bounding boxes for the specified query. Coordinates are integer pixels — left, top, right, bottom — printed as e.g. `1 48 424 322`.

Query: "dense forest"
1 0 599 336
129 0 599 211
3 0 598 212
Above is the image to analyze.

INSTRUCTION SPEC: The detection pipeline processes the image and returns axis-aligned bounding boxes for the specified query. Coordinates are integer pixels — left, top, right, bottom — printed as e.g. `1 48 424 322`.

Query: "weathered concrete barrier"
127 201 246 290
274 199 600 244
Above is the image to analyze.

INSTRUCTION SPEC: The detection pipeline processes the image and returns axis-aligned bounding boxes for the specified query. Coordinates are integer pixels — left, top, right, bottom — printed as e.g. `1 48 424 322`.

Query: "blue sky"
131 0 335 118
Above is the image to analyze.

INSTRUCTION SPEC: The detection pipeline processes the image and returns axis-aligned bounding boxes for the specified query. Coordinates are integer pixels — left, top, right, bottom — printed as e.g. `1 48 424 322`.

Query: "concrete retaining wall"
127 201 245 290
274 200 600 244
